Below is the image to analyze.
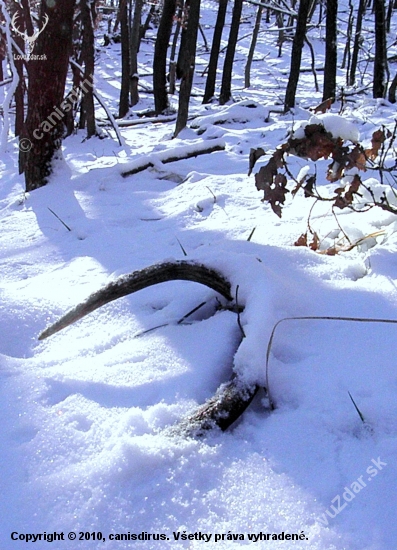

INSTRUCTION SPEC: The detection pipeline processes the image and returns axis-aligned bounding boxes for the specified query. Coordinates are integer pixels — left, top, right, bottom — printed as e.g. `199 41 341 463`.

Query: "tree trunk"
80 0 96 137
284 0 310 111
219 0 243 105
20 0 76 191
174 0 201 137
168 4 183 95
153 0 177 114
245 5 262 88
388 71 397 103
202 0 228 103
118 0 130 117
348 0 366 86
373 0 388 98
323 0 337 101
129 0 143 106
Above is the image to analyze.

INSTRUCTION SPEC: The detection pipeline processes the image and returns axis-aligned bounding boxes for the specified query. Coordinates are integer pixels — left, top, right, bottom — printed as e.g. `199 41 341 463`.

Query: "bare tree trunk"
20 0 76 191
284 0 310 111
245 5 262 88
219 0 243 105
202 0 228 103
323 0 337 101
129 0 143 106
153 0 176 114
373 0 388 98
80 0 96 137
168 2 183 95
348 0 366 86
174 0 201 137
118 0 130 117
388 71 397 103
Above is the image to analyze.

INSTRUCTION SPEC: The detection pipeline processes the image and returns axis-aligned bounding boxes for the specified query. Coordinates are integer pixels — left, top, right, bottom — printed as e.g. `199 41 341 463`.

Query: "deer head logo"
11 13 49 55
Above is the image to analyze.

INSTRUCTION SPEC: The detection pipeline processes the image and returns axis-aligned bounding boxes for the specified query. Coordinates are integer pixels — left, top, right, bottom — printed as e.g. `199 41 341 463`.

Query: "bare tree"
153 0 177 114
373 0 388 98
79 0 97 137
219 0 243 105
174 0 201 136
20 0 76 191
118 0 130 117
129 0 143 106
284 0 311 111
323 0 337 101
202 0 228 103
348 0 366 86
245 5 263 89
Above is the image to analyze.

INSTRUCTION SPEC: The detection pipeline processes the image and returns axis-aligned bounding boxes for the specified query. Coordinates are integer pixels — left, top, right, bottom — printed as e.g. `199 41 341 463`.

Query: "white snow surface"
1 2 397 549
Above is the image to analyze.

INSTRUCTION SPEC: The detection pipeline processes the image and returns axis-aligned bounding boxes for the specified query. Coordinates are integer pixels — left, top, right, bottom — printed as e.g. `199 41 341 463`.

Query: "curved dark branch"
38 261 233 340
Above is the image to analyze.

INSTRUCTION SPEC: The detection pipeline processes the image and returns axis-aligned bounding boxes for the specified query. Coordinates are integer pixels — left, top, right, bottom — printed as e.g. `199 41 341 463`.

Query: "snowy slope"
1 2 397 549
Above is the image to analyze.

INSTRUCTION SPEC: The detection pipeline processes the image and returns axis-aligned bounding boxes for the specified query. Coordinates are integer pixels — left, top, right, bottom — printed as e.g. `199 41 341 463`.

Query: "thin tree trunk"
323 0 337 101
245 5 262 88
153 0 176 114
202 0 228 103
118 0 130 117
284 0 310 111
129 0 143 106
20 0 76 191
373 0 388 98
174 0 201 137
348 0 366 86
80 0 96 137
169 3 183 95
219 0 243 105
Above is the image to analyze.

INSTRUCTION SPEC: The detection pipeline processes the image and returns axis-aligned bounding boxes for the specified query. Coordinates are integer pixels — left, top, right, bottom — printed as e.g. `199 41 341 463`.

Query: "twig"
47 207 72 232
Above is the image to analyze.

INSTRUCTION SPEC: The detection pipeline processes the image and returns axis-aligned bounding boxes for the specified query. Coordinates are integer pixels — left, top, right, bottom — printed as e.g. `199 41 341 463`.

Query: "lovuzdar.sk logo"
11 12 49 59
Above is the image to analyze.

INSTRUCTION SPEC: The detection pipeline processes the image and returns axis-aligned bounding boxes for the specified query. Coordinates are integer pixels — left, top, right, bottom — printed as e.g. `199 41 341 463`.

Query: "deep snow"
1 2 397 549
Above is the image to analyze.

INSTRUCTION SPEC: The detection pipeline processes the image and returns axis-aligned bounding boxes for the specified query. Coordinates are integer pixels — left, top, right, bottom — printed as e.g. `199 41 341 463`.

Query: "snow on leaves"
250 122 393 219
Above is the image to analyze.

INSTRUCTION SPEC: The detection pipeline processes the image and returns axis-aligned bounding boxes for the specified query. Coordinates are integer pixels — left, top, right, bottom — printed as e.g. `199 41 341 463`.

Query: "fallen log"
120 139 225 178
38 260 258 435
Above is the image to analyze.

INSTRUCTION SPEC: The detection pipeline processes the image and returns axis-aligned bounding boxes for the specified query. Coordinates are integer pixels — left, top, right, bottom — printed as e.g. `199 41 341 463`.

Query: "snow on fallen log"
120 138 225 178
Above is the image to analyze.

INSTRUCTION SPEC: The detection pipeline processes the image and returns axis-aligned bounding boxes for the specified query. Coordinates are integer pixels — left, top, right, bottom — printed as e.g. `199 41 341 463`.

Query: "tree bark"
79 0 96 137
373 0 388 98
245 5 262 89
219 0 243 105
174 0 201 137
20 0 76 191
284 0 310 111
129 0 143 106
118 0 130 117
348 0 366 86
323 0 337 101
153 0 177 114
202 0 228 103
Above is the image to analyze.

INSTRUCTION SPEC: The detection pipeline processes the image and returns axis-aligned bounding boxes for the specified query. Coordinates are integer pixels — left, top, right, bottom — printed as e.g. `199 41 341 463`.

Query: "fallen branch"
121 139 225 178
38 260 259 435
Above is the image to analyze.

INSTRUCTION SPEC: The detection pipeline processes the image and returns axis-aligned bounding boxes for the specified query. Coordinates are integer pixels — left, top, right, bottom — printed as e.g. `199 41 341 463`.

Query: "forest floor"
1 2 397 548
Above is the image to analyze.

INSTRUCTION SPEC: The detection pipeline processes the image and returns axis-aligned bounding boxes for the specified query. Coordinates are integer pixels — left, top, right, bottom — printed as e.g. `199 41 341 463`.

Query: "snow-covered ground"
1 2 397 549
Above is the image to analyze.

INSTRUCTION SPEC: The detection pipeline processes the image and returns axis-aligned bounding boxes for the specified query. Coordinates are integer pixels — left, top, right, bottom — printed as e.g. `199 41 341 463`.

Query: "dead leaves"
250 120 395 253
251 124 391 219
